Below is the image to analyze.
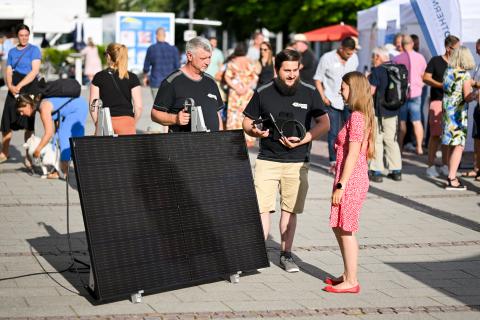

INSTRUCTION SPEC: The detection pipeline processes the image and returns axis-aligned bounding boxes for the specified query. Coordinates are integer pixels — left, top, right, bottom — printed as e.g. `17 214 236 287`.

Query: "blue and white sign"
116 12 175 71
410 0 461 56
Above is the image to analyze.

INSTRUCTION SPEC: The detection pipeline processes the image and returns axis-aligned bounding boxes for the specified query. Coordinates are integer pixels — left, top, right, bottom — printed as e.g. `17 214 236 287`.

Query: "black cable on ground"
0 160 91 297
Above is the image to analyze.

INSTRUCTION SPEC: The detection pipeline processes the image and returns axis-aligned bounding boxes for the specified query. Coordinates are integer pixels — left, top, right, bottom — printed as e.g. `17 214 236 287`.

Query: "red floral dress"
329 111 369 232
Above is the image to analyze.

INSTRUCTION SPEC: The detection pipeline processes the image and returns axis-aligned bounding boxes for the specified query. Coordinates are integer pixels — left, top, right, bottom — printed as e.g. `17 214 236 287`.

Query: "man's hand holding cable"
251 123 269 138
280 132 312 149
176 107 190 125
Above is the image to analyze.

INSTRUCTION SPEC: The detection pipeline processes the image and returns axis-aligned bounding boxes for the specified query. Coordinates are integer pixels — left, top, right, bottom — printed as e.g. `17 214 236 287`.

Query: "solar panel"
70 130 269 302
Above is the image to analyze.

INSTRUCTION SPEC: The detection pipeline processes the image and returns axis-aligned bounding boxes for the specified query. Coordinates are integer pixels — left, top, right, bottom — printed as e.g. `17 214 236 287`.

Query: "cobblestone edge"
0 305 478 319
2 240 480 257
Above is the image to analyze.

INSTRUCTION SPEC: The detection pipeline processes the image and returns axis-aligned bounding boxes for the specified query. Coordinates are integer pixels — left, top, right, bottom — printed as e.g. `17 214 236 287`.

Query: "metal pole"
222 29 228 56
188 0 194 30
276 32 283 53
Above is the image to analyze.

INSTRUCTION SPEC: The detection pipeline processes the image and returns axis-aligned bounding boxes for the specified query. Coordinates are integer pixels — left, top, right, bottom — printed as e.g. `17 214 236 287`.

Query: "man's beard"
274 77 300 96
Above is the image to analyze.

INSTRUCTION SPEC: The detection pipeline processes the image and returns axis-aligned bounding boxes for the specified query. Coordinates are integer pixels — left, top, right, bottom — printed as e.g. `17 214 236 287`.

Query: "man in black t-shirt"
423 35 460 178
151 37 224 132
368 47 402 183
243 49 329 273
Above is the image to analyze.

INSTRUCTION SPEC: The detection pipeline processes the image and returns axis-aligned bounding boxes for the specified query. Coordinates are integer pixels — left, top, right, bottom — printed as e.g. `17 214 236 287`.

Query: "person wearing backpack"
15 93 88 179
423 35 460 178
393 35 427 156
367 47 403 182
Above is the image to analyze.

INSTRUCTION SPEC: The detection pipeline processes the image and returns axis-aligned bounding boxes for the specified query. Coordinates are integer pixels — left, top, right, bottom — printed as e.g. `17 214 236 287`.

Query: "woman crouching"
16 94 88 178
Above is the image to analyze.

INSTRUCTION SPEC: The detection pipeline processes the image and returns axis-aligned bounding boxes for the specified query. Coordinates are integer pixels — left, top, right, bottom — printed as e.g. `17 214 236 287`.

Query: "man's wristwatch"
336 182 344 190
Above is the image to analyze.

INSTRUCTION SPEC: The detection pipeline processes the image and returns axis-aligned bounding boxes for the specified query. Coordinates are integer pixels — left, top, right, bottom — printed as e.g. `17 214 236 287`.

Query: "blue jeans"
327 107 351 162
399 96 422 122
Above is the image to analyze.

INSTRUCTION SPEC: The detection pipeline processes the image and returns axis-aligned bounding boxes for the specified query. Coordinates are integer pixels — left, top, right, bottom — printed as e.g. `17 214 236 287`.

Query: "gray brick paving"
430 312 480 320
1 88 480 319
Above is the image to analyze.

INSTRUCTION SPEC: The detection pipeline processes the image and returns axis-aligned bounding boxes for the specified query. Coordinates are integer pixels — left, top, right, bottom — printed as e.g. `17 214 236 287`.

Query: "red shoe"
324 277 343 285
323 284 360 293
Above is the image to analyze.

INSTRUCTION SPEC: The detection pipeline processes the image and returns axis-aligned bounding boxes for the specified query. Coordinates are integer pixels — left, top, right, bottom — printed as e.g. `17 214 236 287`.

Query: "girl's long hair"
106 43 129 79
342 71 376 160
259 41 273 66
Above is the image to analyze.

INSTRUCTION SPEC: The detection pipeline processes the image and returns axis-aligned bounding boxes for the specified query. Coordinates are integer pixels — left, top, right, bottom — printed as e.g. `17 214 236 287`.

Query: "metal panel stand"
90 98 115 137
184 98 209 133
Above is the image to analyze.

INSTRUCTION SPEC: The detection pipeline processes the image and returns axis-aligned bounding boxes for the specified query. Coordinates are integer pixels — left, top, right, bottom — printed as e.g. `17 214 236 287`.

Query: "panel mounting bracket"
229 271 242 284
130 290 144 303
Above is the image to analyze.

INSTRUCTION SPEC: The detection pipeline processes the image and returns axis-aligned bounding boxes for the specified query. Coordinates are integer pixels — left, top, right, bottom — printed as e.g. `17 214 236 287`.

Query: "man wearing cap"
313 37 358 174
292 34 317 85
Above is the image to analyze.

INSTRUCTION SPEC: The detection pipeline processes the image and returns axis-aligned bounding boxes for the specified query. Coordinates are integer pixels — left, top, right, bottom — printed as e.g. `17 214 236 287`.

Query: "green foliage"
42 45 107 70
42 48 76 68
87 0 382 41
169 0 382 40
97 44 107 66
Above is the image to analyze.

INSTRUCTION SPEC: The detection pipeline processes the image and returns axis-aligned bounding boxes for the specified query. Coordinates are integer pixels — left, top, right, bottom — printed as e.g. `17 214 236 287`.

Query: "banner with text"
410 0 461 56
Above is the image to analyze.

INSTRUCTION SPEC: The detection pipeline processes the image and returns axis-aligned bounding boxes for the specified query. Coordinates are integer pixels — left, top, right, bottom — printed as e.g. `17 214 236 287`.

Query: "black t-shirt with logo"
153 70 224 132
92 69 140 117
425 55 448 101
244 80 326 163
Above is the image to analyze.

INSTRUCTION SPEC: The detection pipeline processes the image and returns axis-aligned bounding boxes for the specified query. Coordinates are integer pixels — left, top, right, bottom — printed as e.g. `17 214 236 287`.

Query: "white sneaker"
426 165 440 178
439 165 449 176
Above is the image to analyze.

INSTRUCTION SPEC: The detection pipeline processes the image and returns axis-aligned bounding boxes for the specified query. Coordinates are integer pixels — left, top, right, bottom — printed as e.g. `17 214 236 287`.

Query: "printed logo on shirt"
207 93 217 100
292 102 308 109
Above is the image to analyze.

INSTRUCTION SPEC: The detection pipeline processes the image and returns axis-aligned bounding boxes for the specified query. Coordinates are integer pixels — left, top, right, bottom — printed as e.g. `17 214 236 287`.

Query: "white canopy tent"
356 0 410 72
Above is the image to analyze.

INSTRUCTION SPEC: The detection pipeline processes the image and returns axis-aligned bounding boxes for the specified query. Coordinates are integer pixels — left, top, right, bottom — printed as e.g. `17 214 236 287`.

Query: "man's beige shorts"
254 159 310 214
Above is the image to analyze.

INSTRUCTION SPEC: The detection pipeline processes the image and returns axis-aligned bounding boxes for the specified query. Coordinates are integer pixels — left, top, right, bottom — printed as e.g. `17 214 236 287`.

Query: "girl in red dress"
323 71 376 294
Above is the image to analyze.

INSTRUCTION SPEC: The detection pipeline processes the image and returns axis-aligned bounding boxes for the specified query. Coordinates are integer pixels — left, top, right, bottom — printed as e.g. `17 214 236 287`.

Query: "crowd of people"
368 33 480 190
1 23 479 295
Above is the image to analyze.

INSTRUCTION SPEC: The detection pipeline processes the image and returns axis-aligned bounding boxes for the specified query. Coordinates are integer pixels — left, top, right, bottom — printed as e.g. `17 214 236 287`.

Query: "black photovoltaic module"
70 130 269 302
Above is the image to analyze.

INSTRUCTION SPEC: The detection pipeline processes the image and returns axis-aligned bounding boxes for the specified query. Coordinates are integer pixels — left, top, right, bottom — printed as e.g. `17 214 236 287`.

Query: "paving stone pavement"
0 87 479 319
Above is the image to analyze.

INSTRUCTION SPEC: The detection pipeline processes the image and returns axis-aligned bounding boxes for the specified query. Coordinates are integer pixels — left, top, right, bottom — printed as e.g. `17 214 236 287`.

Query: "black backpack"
37 78 81 98
380 63 409 110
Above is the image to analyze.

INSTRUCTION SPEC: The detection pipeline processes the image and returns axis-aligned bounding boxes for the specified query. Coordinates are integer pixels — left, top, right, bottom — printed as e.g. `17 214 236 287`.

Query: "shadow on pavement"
7 145 24 163
387 254 480 311
26 223 95 302
27 222 267 305
400 153 480 194
308 164 480 233
265 238 333 282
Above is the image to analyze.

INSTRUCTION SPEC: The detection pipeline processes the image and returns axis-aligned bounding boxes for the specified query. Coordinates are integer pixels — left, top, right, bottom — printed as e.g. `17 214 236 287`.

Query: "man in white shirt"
314 37 358 173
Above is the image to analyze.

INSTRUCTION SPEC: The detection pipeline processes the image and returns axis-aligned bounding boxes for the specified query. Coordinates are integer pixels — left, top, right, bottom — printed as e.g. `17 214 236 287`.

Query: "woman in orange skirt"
89 43 142 135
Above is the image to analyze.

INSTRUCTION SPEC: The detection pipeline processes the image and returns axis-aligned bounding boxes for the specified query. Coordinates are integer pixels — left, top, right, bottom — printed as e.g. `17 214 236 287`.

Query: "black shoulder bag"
12 44 31 71
107 69 135 114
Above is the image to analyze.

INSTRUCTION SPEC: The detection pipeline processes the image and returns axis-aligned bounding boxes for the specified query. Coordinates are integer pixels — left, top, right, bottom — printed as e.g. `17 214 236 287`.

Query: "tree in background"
88 0 381 40
174 0 382 40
